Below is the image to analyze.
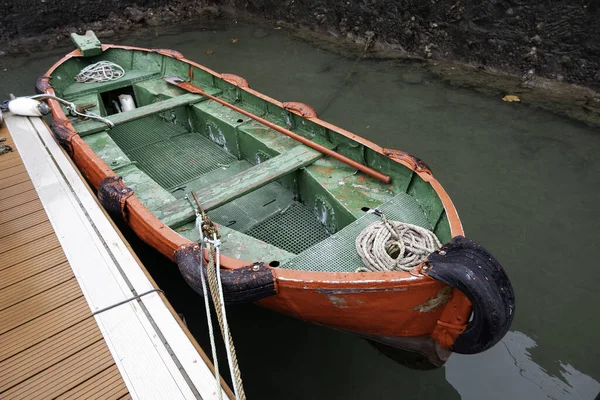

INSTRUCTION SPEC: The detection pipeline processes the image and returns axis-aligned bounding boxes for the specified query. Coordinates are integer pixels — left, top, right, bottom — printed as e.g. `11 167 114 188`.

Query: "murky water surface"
2 20 599 399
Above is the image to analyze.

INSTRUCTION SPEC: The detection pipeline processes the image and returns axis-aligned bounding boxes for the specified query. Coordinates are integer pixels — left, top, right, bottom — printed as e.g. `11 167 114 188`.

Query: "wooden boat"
38 32 514 367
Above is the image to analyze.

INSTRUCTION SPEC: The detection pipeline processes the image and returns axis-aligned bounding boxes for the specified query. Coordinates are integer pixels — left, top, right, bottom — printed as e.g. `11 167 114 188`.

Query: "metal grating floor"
245 202 331 254
109 118 237 190
208 182 296 234
108 116 188 151
280 192 432 272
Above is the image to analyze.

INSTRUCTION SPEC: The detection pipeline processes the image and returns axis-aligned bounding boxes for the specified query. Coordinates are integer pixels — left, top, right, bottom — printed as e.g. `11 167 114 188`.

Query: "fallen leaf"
205 50 214 55
502 95 520 102
231 38 239 43
274 26 282 30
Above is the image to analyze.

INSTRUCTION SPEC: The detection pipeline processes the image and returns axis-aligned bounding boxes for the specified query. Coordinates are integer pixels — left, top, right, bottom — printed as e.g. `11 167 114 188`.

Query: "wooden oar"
164 76 391 184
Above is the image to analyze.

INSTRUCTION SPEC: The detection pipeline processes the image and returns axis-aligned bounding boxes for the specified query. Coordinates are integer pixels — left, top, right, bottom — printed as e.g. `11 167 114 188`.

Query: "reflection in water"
446 331 600 400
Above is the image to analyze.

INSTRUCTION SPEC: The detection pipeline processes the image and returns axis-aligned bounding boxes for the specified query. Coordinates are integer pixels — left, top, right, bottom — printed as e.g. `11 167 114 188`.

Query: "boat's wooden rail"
159 144 323 228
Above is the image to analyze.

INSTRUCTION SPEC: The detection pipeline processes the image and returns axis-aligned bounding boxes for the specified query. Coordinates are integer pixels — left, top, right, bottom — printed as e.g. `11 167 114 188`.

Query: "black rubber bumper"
427 235 515 354
174 242 277 305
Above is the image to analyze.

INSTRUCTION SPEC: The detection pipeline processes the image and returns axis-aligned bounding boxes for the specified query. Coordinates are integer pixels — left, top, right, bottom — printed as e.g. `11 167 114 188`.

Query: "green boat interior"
50 48 453 271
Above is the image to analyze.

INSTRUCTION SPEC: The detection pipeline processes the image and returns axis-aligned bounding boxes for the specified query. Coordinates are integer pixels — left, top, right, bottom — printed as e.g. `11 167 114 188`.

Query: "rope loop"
75 61 125 83
355 211 441 272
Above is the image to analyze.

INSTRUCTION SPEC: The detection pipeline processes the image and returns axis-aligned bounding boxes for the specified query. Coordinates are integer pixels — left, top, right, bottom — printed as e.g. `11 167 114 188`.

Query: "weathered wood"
159 145 322 228
75 93 204 136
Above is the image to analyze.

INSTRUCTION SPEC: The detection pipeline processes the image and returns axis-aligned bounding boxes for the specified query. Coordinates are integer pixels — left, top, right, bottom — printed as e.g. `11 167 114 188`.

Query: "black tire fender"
174 242 277 305
426 235 515 354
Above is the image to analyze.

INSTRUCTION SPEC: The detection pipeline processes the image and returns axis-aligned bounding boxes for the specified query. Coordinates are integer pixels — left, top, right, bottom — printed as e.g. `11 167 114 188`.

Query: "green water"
2 20 599 400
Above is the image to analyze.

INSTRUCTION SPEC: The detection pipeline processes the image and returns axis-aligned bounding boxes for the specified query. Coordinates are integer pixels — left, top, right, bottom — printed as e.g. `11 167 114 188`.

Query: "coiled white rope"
75 61 125 83
355 210 441 272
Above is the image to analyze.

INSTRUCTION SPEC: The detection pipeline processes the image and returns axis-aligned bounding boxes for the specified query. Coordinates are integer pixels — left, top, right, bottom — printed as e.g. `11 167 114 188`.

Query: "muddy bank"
231 0 600 89
2 1 599 87
292 28 600 127
1 0 599 126
0 0 221 53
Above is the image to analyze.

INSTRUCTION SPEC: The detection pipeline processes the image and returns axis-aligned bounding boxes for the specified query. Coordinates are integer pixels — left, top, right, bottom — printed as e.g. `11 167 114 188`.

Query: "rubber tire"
427 235 515 354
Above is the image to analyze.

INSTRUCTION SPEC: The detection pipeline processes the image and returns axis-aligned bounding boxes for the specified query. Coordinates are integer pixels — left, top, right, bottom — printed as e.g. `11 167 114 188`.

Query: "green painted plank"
75 93 204 136
82 132 132 170
115 164 177 213
158 145 323 228
70 31 102 57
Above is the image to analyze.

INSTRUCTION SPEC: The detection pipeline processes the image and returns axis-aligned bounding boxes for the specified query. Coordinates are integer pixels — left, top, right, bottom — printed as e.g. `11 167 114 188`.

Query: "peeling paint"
412 286 452 312
314 195 336 233
206 120 229 152
317 287 408 294
328 294 349 309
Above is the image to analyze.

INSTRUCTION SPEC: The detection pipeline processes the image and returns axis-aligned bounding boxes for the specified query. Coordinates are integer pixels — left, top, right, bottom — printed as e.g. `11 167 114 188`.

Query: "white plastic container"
118 94 136 112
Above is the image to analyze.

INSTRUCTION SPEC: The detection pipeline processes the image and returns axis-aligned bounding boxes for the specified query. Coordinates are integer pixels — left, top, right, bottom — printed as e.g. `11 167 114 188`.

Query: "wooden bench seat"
75 93 204 136
158 145 323 228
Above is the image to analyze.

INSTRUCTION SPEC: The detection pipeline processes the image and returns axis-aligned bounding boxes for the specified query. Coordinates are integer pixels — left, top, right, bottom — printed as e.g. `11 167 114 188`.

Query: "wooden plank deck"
1 115 233 400
0 123 131 399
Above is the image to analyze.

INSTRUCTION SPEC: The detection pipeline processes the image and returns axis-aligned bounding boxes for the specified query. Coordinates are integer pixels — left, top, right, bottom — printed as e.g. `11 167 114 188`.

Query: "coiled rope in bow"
75 61 125 83
355 209 441 272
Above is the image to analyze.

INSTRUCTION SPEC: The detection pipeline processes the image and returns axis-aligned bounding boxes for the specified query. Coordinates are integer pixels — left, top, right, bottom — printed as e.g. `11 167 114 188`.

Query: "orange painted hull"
42 45 473 364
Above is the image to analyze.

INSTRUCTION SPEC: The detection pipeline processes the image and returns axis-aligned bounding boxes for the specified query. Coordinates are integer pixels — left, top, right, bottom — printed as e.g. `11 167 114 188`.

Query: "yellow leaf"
274 26 282 30
205 50 214 55
502 95 520 102
231 38 238 43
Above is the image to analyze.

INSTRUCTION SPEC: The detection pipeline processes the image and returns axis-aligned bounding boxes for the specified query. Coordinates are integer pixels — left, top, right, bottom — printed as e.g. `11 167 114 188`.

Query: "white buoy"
8 97 50 117
118 94 136 112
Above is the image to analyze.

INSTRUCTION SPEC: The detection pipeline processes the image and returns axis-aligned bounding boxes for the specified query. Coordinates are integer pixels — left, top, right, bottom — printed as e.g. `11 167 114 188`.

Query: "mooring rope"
205 235 246 400
355 209 441 272
28 94 114 127
188 194 246 400
75 61 125 83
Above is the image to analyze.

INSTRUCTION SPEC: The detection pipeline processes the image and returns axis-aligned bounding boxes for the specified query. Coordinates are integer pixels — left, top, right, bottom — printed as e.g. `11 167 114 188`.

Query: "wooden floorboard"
0 198 44 224
0 123 130 399
0 209 49 239
0 171 31 190
0 247 67 290
0 299 90 362
1 220 54 253
0 233 61 271
0 179 35 200
0 188 38 211
0 163 26 179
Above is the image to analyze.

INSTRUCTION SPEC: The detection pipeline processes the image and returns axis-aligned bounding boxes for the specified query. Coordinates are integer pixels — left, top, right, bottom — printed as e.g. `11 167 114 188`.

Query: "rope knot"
201 214 221 240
